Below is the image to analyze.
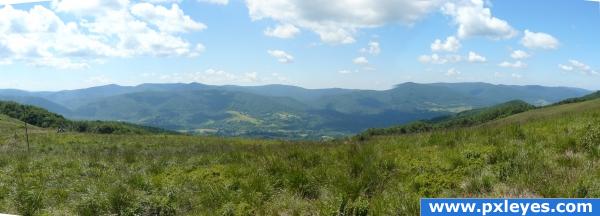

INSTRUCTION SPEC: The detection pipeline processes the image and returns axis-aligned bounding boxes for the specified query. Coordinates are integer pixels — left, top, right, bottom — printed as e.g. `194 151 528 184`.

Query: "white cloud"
510 50 530 59
353 56 369 65
153 69 286 85
0 0 51 5
559 60 598 75
558 64 573 71
246 0 441 44
521 30 559 50
264 24 300 39
499 61 526 69
511 73 522 79
51 0 129 15
442 0 517 39
418 54 462 64
431 36 461 52
445 68 461 76
467 51 486 63
198 0 228 5
0 2 206 69
569 60 591 71
31 57 90 69
267 50 294 63
130 3 207 33
360 41 381 55
0 5 118 68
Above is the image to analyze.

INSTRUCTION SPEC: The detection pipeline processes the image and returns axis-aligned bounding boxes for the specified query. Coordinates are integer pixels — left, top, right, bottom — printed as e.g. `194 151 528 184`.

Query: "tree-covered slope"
0 101 68 128
0 101 173 135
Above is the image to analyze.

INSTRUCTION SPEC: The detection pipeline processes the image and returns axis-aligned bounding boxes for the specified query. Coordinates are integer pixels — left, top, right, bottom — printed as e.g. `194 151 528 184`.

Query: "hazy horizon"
0 81 596 92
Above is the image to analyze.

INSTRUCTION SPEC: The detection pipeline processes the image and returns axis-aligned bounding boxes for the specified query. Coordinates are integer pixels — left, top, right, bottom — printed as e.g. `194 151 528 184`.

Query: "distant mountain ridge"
0 82 591 139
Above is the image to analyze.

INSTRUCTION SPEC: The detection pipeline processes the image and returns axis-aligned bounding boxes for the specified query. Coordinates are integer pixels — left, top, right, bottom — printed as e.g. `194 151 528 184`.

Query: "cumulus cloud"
267 50 294 63
246 0 441 44
559 60 598 75
467 51 486 63
130 3 207 33
510 50 530 59
51 0 130 15
418 54 462 64
499 61 527 69
0 0 51 5
353 56 369 65
431 36 461 52
521 30 559 50
0 5 115 69
264 24 300 39
0 1 206 69
558 64 573 71
360 41 381 55
445 68 461 76
442 0 517 39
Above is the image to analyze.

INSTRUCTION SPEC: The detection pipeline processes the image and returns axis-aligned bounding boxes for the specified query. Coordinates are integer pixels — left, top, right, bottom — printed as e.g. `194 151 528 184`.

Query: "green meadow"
0 99 599 215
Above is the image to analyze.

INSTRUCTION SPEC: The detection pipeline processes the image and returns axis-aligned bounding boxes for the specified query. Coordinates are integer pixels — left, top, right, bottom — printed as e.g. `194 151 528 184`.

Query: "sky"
0 0 599 91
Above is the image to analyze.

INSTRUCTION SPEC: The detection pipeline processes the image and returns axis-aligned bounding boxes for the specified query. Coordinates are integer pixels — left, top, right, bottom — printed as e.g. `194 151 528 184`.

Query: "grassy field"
0 100 599 215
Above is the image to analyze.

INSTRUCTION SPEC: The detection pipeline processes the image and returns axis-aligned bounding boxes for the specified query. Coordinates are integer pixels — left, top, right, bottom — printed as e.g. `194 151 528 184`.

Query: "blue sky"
0 0 599 91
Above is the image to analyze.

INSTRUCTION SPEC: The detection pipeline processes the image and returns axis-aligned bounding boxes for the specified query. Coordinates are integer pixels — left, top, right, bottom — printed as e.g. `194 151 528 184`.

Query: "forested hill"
0 100 173 135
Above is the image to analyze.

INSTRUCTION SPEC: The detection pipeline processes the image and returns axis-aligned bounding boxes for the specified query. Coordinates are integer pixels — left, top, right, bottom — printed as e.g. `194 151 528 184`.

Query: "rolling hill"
0 93 598 215
0 82 591 139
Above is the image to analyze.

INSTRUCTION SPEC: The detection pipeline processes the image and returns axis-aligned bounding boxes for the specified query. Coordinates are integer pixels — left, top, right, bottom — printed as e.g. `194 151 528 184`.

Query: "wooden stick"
25 122 29 152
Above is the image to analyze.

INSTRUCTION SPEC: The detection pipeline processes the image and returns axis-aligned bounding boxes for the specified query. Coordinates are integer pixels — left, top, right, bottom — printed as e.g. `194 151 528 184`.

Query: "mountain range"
0 82 591 139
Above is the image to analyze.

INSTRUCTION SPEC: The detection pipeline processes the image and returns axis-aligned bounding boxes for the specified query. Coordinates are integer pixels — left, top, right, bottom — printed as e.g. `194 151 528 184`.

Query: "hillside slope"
0 98 598 215
360 100 536 138
0 114 31 131
487 98 600 127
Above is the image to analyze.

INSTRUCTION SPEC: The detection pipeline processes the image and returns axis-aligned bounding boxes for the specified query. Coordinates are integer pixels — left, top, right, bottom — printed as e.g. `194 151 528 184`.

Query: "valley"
0 82 589 139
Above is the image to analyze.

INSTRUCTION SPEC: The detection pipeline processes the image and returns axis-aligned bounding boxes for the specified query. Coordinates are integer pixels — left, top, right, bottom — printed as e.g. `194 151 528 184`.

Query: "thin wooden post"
24 122 29 152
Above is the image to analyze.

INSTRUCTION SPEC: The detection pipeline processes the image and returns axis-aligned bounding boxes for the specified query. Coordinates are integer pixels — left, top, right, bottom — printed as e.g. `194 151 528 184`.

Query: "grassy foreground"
1 100 600 215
